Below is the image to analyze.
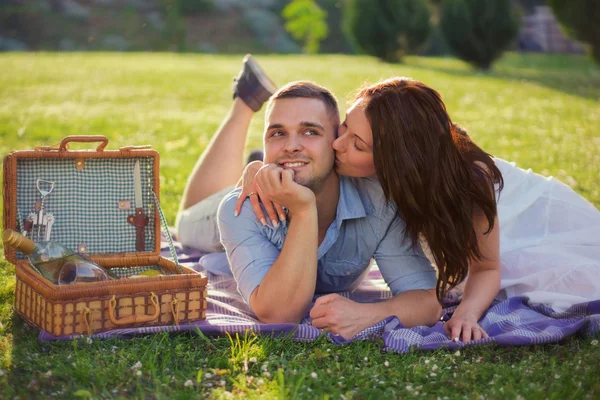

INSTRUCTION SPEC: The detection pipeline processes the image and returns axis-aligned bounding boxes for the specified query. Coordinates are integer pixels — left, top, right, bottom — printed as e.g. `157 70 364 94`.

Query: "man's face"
263 97 337 191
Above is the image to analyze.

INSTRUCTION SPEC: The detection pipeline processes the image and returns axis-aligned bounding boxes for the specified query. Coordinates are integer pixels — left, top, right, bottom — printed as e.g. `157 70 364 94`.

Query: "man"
177 55 441 339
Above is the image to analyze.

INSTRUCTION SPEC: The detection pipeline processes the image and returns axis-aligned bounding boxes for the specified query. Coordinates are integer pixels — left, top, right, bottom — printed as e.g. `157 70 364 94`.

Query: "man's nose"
284 135 303 153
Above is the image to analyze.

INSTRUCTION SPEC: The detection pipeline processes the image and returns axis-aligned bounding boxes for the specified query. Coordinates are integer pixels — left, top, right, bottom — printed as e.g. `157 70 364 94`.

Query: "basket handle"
108 293 160 326
59 135 109 152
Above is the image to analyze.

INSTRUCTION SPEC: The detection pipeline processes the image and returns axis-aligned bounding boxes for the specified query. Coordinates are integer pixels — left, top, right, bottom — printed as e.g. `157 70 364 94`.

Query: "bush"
179 0 214 15
440 0 520 70
343 0 432 62
282 0 329 54
548 0 600 64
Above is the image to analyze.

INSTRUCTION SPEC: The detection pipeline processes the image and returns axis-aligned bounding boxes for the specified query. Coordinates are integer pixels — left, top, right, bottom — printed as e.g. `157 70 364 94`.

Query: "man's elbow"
253 305 303 324
421 289 442 326
249 290 305 324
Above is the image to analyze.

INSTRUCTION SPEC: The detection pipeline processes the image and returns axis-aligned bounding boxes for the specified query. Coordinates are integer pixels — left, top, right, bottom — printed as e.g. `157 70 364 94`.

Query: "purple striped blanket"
39 239 600 352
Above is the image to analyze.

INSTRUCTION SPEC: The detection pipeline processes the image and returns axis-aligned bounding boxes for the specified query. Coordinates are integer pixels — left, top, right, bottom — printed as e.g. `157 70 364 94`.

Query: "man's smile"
277 159 310 169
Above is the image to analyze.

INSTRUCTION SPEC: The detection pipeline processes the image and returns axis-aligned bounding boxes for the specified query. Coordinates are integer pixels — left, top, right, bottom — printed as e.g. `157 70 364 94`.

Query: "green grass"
1 52 600 398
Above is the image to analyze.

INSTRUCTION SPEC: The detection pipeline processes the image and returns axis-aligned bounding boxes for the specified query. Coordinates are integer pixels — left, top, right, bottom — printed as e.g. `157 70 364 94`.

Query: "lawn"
0 52 599 399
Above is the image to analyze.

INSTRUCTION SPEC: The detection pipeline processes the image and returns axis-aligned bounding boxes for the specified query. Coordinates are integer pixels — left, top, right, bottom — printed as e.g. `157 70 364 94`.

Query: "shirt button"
346 271 350 276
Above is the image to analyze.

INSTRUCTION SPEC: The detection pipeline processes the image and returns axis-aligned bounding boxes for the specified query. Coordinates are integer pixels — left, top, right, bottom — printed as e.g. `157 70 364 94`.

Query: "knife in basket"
127 160 149 252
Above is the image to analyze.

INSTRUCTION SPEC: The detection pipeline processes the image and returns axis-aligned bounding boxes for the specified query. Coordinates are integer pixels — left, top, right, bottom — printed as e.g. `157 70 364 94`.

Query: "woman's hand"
234 160 287 227
443 310 489 342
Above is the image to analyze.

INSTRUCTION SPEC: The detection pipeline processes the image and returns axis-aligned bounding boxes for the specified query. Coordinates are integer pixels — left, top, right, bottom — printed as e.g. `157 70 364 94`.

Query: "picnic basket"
2 135 208 336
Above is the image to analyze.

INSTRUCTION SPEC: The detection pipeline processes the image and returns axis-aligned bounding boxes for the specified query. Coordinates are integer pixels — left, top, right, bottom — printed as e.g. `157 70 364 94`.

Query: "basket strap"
152 191 182 273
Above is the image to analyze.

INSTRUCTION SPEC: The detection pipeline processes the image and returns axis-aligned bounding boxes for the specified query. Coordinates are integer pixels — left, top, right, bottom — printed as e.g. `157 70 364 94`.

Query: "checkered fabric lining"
109 265 171 278
16 157 155 258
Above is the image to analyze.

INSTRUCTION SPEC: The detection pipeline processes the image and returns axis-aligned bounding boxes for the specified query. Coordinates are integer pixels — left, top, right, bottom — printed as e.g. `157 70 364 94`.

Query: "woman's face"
332 99 377 178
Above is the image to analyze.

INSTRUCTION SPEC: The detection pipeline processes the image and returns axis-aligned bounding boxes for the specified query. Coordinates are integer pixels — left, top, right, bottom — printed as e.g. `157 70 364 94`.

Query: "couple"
177 55 600 342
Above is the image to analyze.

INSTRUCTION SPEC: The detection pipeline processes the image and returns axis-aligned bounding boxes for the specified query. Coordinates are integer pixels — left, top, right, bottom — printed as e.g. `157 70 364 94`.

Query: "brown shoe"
233 54 277 112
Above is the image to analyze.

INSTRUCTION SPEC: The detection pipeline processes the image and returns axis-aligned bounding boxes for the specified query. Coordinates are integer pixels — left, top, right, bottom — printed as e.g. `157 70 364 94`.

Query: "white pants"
175 185 234 253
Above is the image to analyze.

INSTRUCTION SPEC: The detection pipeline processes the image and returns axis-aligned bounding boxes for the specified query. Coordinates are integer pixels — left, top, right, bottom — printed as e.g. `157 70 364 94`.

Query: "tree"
440 0 520 70
343 0 432 63
282 0 329 54
548 0 600 64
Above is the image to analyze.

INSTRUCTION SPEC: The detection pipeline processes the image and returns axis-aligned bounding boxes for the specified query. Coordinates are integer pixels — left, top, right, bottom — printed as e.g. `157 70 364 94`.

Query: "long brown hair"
357 77 503 300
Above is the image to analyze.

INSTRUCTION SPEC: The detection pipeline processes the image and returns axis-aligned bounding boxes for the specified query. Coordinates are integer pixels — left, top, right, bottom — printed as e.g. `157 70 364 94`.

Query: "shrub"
548 0 600 64
343 0 433 62
282 0 329 54
440 0 520 70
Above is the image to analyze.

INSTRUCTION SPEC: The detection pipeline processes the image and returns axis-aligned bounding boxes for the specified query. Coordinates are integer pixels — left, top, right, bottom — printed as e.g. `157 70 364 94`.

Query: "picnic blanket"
38 236 600 352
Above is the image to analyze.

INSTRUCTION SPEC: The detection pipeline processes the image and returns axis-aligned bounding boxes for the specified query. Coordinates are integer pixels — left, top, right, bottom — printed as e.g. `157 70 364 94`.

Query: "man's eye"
305 130 318 136
271 131 284 137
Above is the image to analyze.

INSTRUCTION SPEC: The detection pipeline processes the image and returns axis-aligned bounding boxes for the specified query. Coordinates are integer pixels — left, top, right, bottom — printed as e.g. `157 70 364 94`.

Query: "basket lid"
3 136 163 264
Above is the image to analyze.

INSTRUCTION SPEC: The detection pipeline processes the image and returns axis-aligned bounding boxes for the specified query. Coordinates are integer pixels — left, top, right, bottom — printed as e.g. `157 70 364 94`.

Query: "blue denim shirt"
215 176 436 304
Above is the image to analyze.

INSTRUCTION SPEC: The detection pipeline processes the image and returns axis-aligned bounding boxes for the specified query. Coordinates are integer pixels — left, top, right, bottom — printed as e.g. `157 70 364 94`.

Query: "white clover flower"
378 380 385 385
264 372 271 378
432 364 439 371
424 359 430 364
205 373 212 379
554 374 561 379
257 379 264 385
86 337 93 344
44 371 52 378
184 380 193 387
406 385 413 391
261 364 268 372
249 357 257 363
220 380 226 386
310 372 318 379
384 361 390 367
454 350 461 356
430 373 437 377
591 340 598 346
132 361 142 370
364 357 368 362
136 370 142 377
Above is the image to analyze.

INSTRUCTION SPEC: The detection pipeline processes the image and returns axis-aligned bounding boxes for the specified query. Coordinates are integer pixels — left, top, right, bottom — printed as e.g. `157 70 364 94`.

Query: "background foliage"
547 0 600 64
440 0 520 70
343 0 433 62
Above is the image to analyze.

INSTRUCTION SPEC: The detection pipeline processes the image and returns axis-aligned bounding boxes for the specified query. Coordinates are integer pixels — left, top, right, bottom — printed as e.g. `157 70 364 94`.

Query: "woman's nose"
332 133 345 152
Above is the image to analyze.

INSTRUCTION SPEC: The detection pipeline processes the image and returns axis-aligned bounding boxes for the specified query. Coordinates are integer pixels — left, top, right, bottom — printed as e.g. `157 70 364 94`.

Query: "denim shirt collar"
336 176 367 224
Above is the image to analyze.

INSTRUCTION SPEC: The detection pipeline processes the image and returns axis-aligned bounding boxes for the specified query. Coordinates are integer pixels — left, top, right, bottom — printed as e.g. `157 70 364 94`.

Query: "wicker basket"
3 136 208 336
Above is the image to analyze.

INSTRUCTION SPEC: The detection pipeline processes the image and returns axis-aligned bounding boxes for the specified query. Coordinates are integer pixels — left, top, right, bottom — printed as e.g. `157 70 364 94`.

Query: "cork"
2 229 36 255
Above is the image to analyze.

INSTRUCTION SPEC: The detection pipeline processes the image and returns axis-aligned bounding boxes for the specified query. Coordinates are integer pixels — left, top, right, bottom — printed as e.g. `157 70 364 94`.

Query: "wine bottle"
2 229 116 285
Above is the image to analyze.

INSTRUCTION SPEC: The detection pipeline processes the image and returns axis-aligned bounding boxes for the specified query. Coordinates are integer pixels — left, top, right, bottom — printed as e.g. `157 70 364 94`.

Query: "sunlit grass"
1 52 599 398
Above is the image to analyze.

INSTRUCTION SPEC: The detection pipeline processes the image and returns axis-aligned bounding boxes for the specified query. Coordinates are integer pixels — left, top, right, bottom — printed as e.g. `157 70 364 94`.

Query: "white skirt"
495 158 600 311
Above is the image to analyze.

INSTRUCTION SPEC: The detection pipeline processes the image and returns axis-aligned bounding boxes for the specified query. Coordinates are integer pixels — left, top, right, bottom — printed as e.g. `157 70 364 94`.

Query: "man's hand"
256 164 315 214
309 294 379 340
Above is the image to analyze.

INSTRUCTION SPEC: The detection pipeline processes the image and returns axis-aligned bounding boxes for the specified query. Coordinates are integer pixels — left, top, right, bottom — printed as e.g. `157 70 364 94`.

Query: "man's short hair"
266 81 340 130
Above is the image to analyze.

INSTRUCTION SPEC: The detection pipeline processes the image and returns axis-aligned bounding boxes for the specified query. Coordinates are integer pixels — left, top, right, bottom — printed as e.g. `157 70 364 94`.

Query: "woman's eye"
353 141 363 151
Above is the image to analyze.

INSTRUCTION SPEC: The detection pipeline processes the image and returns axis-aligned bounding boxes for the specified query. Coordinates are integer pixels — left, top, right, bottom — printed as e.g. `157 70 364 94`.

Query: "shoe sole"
244 55 277 95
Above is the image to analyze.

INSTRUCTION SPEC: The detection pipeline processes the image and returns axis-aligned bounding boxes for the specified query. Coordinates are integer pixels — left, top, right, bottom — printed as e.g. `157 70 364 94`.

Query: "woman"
238 77 600 342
